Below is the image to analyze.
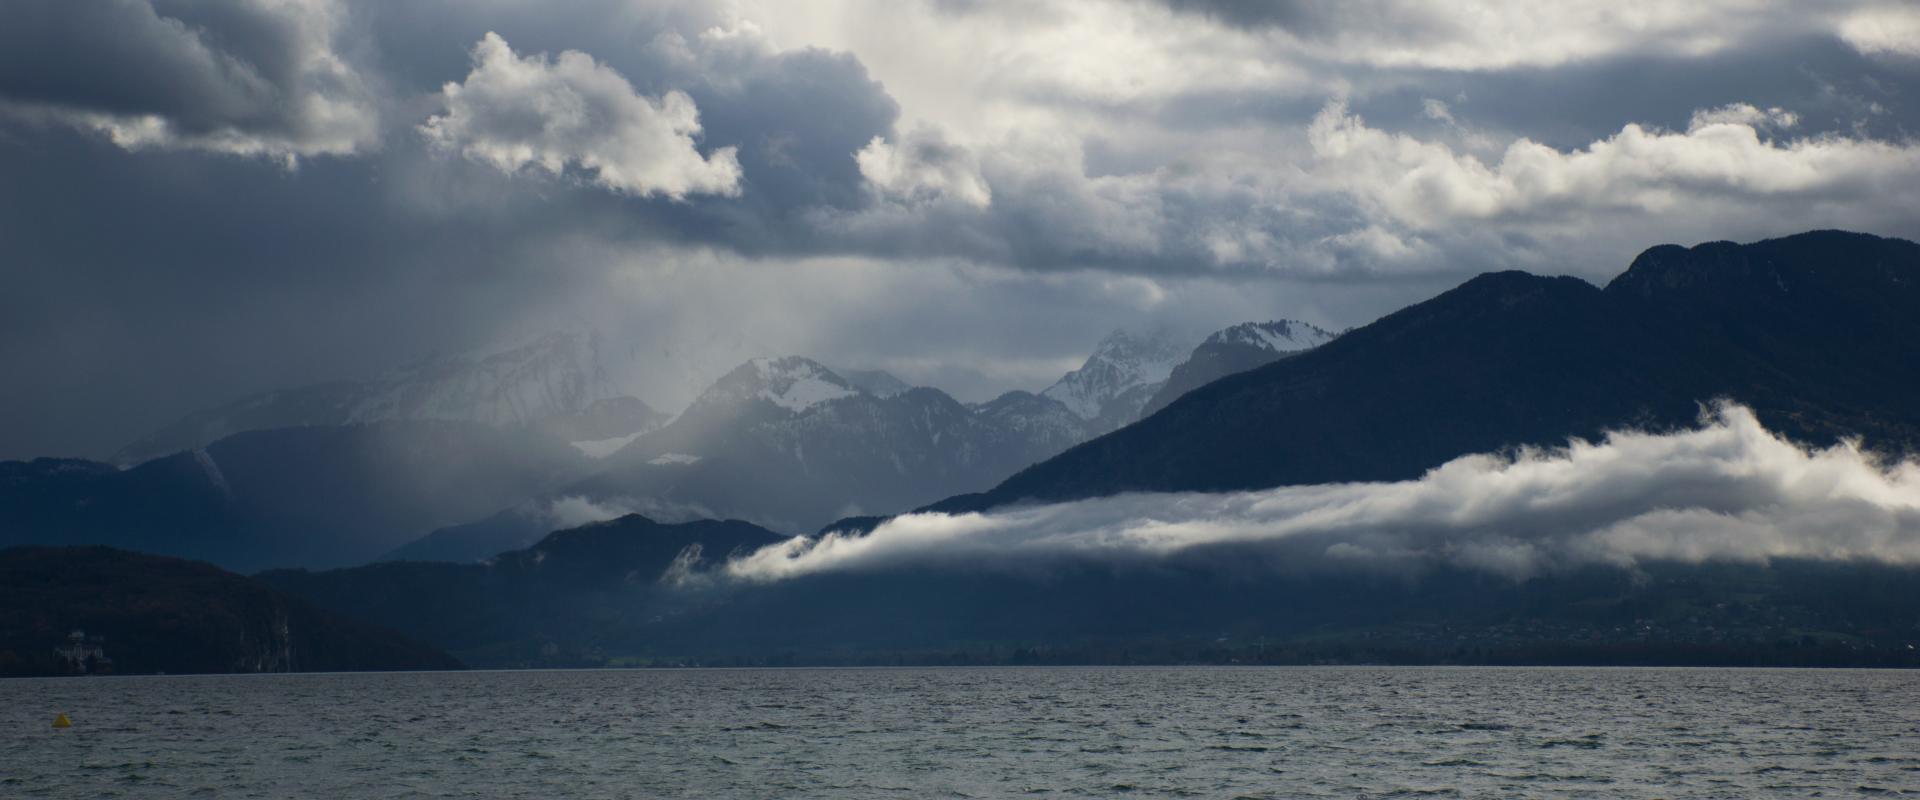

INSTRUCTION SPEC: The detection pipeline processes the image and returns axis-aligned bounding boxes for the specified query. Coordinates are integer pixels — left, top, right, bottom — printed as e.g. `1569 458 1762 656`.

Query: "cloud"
538 494 721 530
5 0 1920 462
1687 102 1799 132
724 403 1920 583
420 32 742 199
857 127 992 208
0 0 377 161
1140 0 1834 70
1306 99 1920 230
1837 5 1920 58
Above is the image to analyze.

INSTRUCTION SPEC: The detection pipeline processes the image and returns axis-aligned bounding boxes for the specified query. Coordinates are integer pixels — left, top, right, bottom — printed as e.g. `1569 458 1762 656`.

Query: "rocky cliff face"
1041 328 1195 434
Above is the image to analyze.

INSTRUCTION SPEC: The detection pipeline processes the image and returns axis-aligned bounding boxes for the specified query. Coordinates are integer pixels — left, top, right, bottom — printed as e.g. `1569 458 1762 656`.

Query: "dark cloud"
2 0 1918 460
0 0 376 156
1145 0 1430 39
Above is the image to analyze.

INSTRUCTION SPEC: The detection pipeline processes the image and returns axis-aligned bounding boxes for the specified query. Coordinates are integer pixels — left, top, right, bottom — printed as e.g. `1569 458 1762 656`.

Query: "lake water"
3 667 1917 798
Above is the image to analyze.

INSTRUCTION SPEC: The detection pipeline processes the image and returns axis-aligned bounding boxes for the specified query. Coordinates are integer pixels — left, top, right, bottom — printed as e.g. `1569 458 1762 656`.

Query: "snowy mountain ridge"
114 331 663 466
1205 319 1337 353
1134 318 1340 421
1040 328 1196 432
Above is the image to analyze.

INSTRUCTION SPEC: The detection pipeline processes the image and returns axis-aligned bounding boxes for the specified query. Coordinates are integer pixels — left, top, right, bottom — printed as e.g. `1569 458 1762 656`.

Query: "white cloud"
1307 100 1920 230
725 403 1920 583
1688 103 1799 132
538 494 721 530
857 127 992 209
420 32 741 199
1836 5 1920 58
0 0 377 162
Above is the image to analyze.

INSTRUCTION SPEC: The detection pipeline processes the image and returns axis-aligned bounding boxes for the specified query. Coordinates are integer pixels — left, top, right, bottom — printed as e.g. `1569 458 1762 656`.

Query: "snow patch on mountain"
349 331 621 427
1041 328 1195 422
1208 320 1337 353
754 358 859 411
572 430 649 459
115 329 662 465
689 357 861 416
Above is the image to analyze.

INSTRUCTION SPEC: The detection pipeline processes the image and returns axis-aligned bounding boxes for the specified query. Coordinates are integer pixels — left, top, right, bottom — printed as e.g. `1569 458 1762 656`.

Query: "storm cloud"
3 0 1919 460
724 404 1920 582
0 0 377 160
420 32 740 199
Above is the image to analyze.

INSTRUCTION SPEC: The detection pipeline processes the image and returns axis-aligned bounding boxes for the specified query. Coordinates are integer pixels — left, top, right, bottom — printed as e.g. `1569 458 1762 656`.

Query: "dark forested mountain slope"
1137 319 1337 419
264 515 788 666
0 546 460 676
0 421 591 571
940 230 1920 511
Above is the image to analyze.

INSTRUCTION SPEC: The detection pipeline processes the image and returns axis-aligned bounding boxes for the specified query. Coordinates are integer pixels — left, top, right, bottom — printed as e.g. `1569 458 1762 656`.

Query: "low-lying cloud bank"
724 403 1920 582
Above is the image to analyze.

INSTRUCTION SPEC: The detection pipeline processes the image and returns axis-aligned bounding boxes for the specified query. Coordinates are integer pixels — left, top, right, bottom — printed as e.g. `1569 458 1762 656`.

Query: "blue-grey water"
4 667 1918 798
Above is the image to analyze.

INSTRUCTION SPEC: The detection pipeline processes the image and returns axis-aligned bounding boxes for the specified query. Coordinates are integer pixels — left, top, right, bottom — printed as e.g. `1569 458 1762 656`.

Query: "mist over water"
7 668 1918 798
726 403 1920 583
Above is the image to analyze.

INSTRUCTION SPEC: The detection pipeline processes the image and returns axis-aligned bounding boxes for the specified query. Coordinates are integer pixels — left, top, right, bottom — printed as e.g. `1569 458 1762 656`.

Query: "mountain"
0 546 460 676
837 368 914 398
115 331 664 466
384 358 1092 563
264 515 788 667
0 421 592 571
1041 328 1195 434
1137 319 1336 419
937 230 1920 511
266 515 1920 669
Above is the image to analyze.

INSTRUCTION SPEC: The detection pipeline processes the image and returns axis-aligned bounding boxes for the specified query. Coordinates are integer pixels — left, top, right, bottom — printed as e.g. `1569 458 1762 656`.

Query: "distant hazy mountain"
1041 328 1195 434
836 368 914 398
938 230 1920 512
386 358 1091 563
115 331 665 466
1137 320 1336 419
0 546 460 676
1 421 592 571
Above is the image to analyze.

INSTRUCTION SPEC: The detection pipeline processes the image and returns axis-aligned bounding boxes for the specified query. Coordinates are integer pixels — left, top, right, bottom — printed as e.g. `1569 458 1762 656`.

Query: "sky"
3 0 1919 460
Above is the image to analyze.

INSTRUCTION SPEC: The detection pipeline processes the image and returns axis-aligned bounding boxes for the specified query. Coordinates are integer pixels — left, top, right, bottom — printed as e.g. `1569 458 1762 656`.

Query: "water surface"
4 667 1917 798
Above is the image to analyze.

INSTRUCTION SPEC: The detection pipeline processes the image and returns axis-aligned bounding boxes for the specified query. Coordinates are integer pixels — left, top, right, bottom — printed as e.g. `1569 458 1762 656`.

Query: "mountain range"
113 331 666 467
386 356 1094 562
257 511 1920 669
2 316 1333 571
239 230 1920 668
0 422 590 571
936 230 1920 513
7 229 1920 670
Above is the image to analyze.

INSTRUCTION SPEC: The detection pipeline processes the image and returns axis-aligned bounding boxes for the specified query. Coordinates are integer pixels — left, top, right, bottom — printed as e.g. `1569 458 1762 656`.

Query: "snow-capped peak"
1041 328 1195 421
1204 319 1336 354
694 356 860 414
347 329 622 427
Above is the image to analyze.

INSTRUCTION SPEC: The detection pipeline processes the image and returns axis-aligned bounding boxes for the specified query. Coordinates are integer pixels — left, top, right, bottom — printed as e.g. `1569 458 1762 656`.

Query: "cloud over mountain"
726 404 1920 582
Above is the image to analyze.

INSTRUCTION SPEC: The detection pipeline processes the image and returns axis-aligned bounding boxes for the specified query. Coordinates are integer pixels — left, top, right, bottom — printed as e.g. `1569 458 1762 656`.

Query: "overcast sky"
3 0 1919 459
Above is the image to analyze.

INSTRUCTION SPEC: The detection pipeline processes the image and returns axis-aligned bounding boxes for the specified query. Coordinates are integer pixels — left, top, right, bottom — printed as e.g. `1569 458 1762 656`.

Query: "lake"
4 667 1917 798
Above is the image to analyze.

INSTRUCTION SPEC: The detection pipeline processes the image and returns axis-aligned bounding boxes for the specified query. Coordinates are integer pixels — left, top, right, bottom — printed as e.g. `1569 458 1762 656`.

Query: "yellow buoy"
52 713 71 729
